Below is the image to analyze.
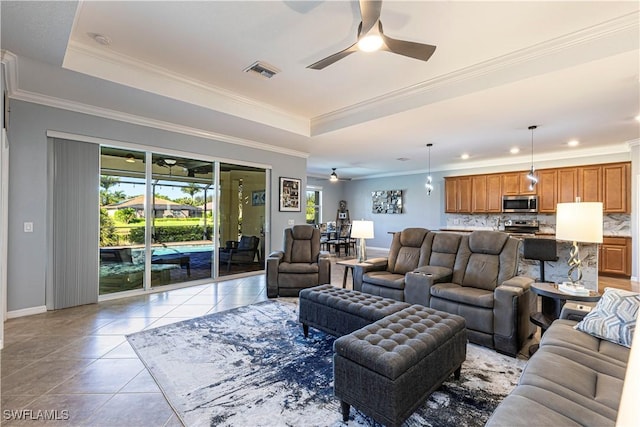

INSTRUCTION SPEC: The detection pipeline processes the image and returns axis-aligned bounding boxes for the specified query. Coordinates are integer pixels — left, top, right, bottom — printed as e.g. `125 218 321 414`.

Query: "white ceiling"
2 1 639 179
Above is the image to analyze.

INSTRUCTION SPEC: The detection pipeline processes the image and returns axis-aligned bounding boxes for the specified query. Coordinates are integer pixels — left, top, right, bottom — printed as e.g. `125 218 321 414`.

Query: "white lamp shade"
555 202 603 243
351 220 374 239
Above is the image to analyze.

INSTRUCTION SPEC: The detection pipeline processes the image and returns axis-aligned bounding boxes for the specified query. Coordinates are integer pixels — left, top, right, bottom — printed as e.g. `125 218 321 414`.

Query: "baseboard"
7 305 47 319
631 276 638 283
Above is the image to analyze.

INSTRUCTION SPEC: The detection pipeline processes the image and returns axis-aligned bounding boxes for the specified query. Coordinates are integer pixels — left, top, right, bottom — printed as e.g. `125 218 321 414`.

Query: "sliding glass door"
219 163 266 276
99 147 267 295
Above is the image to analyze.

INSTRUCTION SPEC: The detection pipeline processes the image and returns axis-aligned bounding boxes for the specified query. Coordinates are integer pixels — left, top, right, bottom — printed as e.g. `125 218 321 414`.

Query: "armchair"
267 225 331 298
219 235 259 272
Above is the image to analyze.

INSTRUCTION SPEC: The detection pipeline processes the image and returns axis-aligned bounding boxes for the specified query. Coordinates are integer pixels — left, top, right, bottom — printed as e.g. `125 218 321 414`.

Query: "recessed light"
510 147 520 154
567 139 579 147
461 153 470 160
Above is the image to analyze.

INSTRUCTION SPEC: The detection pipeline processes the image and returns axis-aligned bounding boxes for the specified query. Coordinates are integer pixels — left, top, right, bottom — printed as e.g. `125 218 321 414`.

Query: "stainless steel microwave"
502 195 538 213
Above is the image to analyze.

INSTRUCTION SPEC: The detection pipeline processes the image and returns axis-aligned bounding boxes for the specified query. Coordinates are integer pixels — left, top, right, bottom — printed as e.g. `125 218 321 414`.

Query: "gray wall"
7 100 307 312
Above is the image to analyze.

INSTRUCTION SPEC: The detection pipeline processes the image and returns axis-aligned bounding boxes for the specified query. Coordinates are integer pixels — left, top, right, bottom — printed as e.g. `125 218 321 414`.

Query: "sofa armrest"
494 284 533 356
266 251 284 298
560 302 594 321
501 275 534 290
317 251 331 285
405 266 453 306
352 258 388 292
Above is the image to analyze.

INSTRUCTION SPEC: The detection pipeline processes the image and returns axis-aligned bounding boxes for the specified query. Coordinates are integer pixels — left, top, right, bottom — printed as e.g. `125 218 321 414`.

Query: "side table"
335 259 369 289
529 282 600 354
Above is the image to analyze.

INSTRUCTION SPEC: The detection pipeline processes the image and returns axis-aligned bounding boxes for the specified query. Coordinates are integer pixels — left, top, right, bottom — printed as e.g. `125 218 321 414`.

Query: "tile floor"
2 248 633 426
1 253 362 427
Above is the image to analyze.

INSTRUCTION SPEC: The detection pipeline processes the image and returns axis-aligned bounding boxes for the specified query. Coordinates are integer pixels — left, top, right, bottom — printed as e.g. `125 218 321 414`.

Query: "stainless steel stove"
503 219 539 235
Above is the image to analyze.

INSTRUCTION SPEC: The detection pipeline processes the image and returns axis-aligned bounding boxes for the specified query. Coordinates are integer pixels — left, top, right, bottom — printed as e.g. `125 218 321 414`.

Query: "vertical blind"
51 139 99 309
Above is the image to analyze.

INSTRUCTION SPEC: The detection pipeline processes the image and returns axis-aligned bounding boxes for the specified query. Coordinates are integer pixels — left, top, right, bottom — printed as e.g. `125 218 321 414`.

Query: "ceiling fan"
307 0 436 70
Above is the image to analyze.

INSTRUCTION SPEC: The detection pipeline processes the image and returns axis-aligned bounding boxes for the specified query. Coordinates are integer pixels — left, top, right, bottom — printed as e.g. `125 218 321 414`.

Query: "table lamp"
555 201 603 288
351 220 374 263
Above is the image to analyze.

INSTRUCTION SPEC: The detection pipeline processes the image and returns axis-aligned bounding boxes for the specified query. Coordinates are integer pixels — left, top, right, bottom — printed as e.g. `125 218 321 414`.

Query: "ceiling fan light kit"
330 168 339 182
307 0 436 70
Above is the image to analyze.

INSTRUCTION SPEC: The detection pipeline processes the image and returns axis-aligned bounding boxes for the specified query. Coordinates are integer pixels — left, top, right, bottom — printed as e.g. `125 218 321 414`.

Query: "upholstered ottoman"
298 284 410 337
334 305 467 427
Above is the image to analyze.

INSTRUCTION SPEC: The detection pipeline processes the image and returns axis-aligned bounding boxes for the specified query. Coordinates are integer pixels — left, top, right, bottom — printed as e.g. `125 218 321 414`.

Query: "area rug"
127 300 526 427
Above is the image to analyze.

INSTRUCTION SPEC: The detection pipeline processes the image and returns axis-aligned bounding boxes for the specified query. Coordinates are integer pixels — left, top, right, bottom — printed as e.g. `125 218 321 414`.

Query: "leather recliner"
267 225 331 297
352 227 431 301
422 231 535 356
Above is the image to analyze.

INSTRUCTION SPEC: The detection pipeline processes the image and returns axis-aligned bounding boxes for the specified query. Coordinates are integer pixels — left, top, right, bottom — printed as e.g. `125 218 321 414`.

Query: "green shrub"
114 208 137 224
100 208 118 246
128 225 213 244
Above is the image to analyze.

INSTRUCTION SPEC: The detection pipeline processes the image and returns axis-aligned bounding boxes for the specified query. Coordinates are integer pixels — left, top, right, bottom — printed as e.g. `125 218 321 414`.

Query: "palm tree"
100 175 121 206
181 183 201 204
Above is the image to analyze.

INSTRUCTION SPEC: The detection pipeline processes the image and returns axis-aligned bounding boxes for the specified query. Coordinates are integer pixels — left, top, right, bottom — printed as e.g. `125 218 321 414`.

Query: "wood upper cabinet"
599 236 631 277
502 171 536 195
537 169 557 213
557 167 578 203
471 175 487 213
578 165 602 203
602 163 629 213
519 171 537 195
486 174 502 212
501 173 520 195
445 177 471 213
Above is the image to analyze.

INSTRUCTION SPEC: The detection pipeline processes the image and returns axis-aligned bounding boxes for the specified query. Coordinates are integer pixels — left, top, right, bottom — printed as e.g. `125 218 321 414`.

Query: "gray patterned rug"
127 300 526 427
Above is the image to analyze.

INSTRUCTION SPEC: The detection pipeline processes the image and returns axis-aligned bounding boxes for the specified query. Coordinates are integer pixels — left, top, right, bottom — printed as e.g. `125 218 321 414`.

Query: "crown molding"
63 41 310 136
311 12 639 135
11 87 308 159
0 50 18 93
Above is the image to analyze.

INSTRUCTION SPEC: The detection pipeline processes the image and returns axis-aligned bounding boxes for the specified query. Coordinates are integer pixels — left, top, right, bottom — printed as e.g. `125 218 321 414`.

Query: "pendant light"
526 125 538 190
425 143 433 195
329 168 338 182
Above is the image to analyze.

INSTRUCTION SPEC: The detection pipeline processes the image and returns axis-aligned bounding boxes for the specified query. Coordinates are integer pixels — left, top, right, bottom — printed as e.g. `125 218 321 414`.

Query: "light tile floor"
4 246 629 426
1 253 362 427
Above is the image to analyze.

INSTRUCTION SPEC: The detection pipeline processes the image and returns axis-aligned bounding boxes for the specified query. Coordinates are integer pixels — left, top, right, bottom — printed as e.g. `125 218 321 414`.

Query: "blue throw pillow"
575 287 640 348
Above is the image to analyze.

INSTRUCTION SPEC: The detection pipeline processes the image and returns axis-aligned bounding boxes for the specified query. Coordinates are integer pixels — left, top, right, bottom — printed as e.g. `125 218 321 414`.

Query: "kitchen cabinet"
537 169 557 213
486 174 502 212
578 165 602 203
602 163 629 213
445 176 471 213
599 236 631 277
557 167 578 203
502 171 536 195
471 175 487 212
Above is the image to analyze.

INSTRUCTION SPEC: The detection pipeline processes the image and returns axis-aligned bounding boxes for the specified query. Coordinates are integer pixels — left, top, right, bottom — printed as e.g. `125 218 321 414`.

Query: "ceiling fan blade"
359 0 382 36
307 43 358 70
381 31 436 62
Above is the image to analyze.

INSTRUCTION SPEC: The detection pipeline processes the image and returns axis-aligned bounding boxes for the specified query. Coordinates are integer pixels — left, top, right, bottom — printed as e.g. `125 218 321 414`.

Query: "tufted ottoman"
298 285 410 337
334 305 467 427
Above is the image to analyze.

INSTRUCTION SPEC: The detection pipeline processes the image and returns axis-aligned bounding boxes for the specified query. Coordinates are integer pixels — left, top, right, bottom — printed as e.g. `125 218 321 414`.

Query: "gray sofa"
486 304 630 427
353 229 535 356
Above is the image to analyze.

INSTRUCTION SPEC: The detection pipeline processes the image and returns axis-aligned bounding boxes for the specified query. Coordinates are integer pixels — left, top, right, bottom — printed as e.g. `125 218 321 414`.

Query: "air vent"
244 61 280 79
396 157 410 162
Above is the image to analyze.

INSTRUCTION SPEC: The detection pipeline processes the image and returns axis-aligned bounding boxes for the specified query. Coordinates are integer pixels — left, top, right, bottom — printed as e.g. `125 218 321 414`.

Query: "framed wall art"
252 190 265 206
372 190 403 214
279 177 301 212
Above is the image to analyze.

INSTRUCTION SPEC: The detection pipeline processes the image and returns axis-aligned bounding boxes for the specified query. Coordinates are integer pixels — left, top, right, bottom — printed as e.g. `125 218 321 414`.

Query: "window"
306 187 322 225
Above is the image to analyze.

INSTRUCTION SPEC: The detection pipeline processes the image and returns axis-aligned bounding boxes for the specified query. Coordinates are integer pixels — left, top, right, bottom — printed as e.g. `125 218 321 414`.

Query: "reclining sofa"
486 302 632 426
353 228 535 356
